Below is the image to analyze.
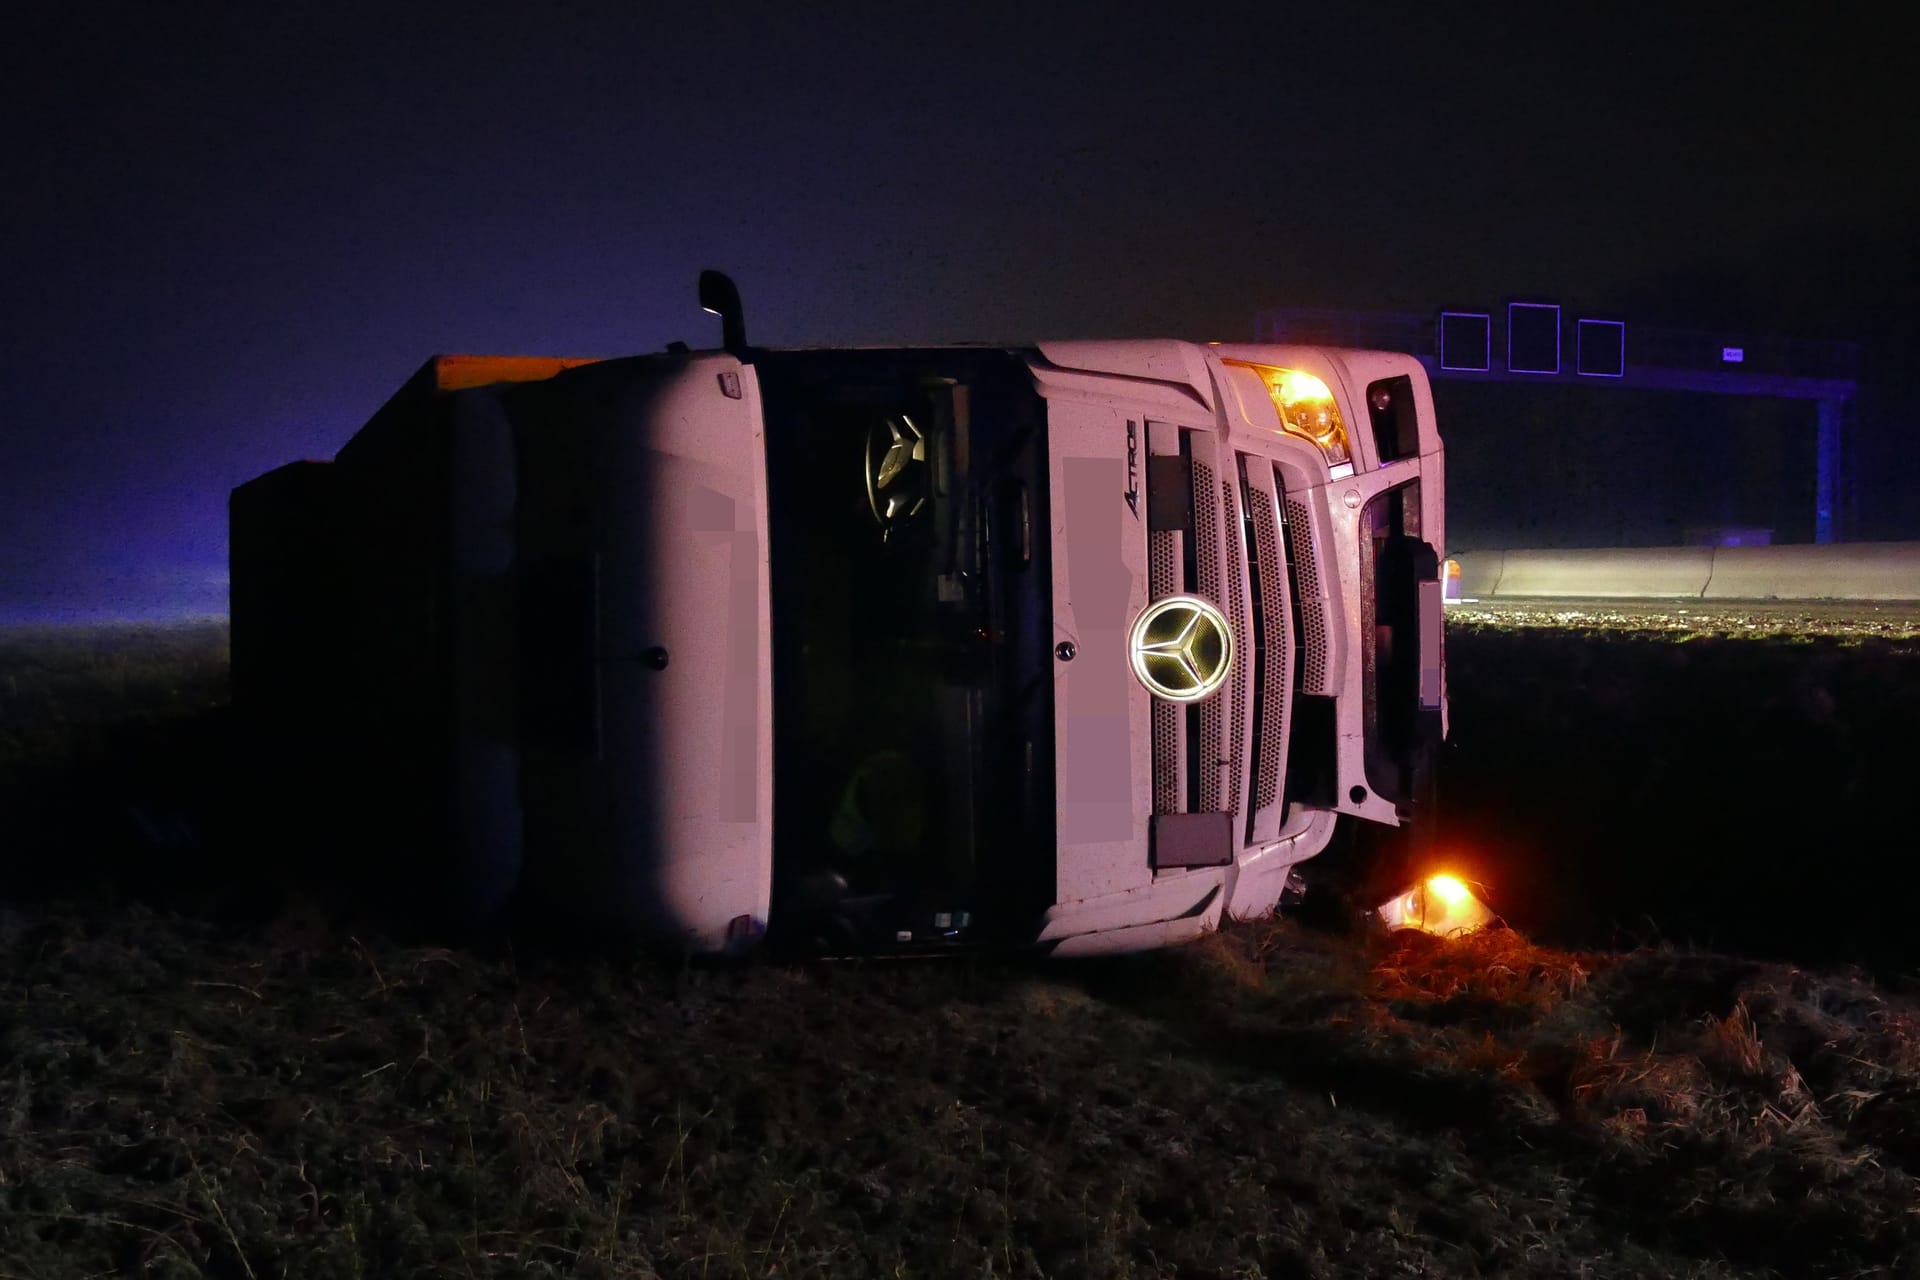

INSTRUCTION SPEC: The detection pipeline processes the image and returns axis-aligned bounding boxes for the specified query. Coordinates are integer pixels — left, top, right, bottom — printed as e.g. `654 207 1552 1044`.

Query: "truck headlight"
1376 873 1495 936
1225 361 1351 465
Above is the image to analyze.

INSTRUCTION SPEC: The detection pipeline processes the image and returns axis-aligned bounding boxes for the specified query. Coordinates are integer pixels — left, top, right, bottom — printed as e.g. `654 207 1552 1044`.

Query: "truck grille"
1192 459 1225 812
1283 496 1332 694
1149 525 1179 815
1145 437 1277 827
1218 474 1248 818
1149 529 1178 601
1193 460 1221 600
1248 487 1288 814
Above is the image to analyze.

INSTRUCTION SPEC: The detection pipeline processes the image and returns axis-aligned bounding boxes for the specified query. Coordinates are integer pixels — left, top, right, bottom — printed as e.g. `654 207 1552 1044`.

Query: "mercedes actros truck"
231 272 1446 956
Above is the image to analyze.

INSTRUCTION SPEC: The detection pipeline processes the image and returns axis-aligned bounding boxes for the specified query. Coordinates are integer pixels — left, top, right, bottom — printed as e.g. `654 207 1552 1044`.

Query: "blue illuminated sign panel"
1507 303 1562 375
1576 319 1625 377
1438 311 1491 371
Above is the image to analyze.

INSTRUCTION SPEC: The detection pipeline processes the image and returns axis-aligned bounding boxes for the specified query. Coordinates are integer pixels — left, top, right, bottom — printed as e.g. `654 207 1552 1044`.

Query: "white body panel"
615 356 774 950
1039 379 1157 905
1037 340 1218 412
528 355 775 952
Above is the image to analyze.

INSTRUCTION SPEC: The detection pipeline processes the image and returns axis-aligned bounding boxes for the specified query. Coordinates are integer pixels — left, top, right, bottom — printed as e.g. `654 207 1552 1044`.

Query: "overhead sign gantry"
1253 303 1860 544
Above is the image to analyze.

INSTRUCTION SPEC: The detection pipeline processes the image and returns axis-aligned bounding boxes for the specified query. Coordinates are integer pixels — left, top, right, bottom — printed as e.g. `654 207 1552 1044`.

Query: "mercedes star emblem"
1128 595 1233 702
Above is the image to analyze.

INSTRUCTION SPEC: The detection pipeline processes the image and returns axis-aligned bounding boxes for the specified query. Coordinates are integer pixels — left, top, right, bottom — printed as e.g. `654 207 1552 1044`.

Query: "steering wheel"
864 414 930 540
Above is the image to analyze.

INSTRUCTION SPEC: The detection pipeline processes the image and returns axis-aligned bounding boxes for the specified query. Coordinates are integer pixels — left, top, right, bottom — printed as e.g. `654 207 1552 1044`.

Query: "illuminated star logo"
1128 595 1233 702
865 414 929 536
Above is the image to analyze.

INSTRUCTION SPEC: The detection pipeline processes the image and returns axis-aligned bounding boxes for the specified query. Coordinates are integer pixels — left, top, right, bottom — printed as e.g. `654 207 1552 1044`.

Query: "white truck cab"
231 275 1445 955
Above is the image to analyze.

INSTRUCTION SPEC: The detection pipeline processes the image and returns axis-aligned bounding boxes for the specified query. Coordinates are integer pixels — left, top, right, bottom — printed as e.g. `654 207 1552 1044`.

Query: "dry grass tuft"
1371 925 1597 1014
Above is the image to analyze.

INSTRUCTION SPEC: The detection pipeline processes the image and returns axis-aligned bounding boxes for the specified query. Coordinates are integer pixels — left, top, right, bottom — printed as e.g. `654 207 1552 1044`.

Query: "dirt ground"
3 622 1919 1278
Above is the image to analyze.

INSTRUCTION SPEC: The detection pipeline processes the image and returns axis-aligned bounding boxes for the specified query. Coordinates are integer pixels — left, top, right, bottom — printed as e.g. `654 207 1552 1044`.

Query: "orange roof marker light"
1376 872 1496 936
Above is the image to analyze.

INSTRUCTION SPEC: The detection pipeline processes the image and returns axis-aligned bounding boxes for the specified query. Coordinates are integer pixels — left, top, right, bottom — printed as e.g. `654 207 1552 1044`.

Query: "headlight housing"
1376 873 1495 936
1225 361 1351 465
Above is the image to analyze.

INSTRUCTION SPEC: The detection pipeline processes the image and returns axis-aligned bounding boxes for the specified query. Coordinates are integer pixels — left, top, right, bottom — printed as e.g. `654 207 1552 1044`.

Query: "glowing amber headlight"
1375 873 1495 936
1225 361 1350 465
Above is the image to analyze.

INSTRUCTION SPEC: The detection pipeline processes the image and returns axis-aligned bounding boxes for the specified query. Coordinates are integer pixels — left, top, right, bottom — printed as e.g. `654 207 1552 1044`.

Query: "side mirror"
697 270 748 357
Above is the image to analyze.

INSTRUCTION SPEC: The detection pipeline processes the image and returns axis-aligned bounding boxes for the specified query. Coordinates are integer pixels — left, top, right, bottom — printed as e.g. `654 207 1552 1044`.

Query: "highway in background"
1446 598 1920 639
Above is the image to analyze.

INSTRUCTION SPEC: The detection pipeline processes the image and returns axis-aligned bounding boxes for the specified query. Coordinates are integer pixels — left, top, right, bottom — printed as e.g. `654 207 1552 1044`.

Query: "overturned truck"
231 274 1447 955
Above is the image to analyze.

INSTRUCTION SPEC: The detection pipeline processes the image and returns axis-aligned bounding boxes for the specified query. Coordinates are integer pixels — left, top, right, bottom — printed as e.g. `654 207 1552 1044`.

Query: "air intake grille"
1193 459 1224 811
1283 496 1331 694
1151 701 1179 814
1149 530 1177 602
1193 461 1221 602
1250 492 1287 813
1220 478 1247 819
1150 520 1179 813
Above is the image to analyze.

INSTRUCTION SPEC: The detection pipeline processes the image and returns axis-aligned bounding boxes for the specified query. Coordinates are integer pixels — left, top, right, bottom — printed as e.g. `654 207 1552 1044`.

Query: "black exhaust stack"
698 269 748 358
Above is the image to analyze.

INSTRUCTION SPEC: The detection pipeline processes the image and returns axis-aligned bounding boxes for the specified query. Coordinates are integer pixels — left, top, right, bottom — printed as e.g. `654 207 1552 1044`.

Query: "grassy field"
1437 611 1920 977
0 623 234 907
3 621 1919 1278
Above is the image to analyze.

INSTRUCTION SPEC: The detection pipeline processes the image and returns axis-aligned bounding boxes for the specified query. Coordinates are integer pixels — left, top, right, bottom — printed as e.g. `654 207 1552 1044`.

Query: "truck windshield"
757 349 1054 948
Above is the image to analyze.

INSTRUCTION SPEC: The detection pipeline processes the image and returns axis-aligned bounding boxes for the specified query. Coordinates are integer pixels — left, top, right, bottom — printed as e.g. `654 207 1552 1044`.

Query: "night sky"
4 2 1915 621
